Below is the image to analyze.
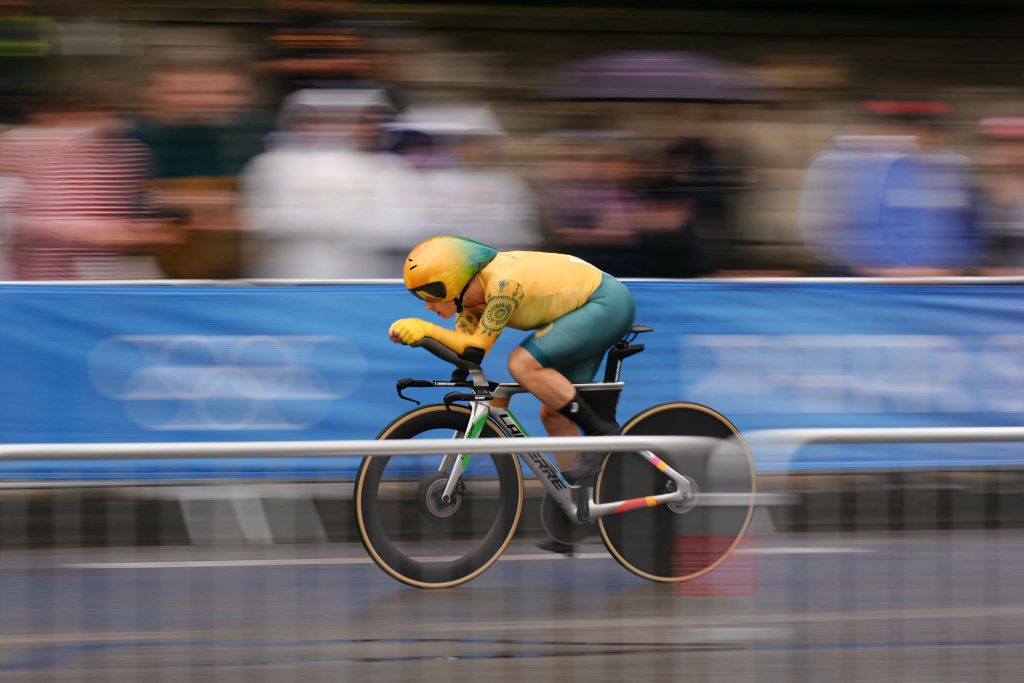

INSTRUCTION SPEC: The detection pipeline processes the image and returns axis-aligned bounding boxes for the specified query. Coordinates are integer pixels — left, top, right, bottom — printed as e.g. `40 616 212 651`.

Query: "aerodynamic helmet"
403 236 498 306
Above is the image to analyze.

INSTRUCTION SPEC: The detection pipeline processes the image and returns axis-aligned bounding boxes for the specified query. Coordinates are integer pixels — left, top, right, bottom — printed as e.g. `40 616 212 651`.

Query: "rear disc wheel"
596 402 755 583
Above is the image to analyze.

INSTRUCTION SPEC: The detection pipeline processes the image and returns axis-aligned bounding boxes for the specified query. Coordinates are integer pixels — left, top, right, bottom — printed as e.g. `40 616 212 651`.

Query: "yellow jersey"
420 251 604 355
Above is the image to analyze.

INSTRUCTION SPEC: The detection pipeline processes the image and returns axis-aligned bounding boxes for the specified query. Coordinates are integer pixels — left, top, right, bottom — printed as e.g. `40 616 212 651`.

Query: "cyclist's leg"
513 273 635 483
507 347 575 422
537 401 579 471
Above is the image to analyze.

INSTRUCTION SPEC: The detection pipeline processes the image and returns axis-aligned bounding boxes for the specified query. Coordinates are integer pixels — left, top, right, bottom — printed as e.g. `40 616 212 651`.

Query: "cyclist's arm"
419 281 525 355
455 309 481 335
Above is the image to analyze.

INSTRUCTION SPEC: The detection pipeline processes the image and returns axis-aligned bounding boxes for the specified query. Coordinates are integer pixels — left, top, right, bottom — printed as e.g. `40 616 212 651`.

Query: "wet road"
0 529 1021 681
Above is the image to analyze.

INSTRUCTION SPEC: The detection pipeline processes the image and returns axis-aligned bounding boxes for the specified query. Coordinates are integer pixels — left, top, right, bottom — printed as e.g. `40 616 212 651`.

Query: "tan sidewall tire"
354 404 524 589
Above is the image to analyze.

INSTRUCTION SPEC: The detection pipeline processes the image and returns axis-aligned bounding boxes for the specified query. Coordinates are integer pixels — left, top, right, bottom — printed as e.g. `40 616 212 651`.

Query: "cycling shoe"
562 451 606 488
536 538 577 556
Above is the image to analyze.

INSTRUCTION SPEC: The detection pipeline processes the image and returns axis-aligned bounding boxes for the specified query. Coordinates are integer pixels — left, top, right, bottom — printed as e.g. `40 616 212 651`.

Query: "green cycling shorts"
521 273 636 383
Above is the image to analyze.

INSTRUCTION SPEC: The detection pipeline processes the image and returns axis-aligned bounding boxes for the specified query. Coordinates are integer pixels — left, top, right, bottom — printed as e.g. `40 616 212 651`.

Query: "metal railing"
0 435 717 461
744 426 1024 446
0 428 1020 540
2 427 1024 467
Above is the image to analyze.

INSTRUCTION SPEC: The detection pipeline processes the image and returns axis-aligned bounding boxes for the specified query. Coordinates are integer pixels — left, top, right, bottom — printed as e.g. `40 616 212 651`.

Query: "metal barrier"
3 426 1023 462
739 426 1024 472
0 428 1021 549
0 435 719 461
1 427 1020 536
745 426 1024 446
1 427 1022 681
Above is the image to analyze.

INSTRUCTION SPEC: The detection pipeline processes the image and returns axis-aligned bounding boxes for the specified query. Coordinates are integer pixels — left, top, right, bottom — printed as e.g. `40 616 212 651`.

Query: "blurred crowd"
1 0 1024 280
798 102 1023 276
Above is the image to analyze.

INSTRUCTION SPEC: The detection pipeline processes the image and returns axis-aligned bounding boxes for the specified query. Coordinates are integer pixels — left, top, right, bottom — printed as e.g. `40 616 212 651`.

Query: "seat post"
603 325 651 382
603 340 632 383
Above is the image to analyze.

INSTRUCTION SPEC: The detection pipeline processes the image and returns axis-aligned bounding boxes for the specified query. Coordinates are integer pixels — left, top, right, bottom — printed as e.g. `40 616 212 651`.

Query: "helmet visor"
409 281 447 302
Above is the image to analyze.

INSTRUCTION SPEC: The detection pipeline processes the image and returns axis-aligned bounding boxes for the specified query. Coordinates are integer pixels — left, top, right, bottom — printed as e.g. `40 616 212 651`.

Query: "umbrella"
547 51 770 102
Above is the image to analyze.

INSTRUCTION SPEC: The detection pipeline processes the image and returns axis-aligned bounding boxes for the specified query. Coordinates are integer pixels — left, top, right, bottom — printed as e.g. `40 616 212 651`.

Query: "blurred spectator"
637 137 743 277
538 131 646 275
799 101 983 276
976 117 1024 272
241 88 424 278
128 59 271 279
0 85 178 280
386 104 540 250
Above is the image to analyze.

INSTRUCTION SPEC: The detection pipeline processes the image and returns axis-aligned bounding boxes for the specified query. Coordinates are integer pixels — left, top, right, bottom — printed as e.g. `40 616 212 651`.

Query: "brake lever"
396 377 421 405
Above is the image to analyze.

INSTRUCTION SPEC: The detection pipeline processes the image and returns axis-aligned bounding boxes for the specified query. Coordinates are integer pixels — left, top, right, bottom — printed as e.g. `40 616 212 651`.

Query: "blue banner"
2 280 1023 477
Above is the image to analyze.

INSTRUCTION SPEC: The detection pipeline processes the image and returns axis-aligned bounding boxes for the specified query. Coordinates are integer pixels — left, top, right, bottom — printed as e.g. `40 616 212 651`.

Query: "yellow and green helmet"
403 236 498 306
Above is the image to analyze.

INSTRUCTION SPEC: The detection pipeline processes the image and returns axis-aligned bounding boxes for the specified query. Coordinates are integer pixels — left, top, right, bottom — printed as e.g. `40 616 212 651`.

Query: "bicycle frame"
438 381 697 525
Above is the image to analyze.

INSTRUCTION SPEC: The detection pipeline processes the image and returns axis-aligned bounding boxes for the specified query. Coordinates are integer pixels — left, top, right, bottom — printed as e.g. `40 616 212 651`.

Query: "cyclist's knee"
507 346 541 381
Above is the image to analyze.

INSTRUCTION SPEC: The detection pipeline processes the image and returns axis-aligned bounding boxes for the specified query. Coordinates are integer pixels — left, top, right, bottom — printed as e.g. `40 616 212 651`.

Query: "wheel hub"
423 476 463 519
666 476 699 514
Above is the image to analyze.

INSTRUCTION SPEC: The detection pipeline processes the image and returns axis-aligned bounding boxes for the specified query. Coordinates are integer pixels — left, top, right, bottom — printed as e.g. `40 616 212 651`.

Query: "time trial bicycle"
354 325 756 589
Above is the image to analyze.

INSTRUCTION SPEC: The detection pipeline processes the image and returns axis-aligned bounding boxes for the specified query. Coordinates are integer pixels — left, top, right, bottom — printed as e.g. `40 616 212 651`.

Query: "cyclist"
388 235 636 552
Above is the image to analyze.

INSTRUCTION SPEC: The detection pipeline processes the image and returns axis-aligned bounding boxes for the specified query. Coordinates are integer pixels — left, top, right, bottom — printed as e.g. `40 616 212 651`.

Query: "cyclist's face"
425 299 457 319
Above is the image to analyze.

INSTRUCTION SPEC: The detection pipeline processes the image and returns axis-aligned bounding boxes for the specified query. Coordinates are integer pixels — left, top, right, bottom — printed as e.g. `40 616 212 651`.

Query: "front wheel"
354 404 524 588
596 402 756 583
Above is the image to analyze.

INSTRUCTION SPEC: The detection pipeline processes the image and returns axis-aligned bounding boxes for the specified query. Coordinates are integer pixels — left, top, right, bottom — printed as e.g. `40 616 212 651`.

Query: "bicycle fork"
437 401 490 503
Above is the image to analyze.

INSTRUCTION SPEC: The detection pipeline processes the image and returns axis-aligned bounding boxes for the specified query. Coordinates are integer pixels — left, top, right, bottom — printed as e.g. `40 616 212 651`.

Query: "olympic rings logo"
88 335 365 430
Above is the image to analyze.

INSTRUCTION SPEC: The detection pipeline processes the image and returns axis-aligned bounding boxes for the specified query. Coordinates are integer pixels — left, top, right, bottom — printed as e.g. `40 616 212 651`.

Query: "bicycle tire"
595 402 756 583
354 404 524 588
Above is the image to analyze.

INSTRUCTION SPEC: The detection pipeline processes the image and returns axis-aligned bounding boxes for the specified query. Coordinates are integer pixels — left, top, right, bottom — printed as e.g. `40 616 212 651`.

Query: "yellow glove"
388 318 433 345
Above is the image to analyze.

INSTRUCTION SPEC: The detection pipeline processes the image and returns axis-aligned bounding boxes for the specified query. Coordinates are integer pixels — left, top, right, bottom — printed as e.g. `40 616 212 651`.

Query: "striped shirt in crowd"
0 125 153 280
